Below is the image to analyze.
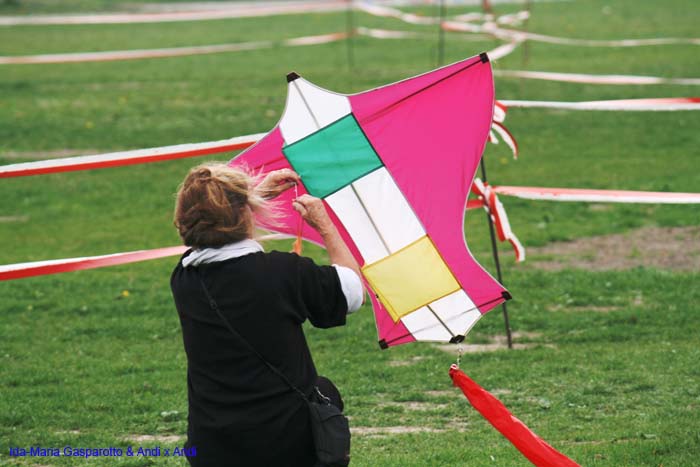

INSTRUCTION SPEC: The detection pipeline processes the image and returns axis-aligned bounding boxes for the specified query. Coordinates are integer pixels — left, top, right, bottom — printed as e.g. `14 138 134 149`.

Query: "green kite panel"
282 114 383 198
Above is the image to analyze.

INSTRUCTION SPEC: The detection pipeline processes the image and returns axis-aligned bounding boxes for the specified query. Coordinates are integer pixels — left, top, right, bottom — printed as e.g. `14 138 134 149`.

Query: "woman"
170 163 363 466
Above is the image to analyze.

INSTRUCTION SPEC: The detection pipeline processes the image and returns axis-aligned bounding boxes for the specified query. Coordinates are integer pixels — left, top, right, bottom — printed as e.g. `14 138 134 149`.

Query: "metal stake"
437 0 446 66
521 0 533 70
479 158 513 349
346 0 355 70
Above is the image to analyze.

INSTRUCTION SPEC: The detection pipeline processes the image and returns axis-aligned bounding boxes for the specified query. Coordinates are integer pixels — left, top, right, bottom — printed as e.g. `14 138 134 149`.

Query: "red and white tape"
472 179 526 261
0 133 263 178
356 26 488 42
442 20 700 47
358 4 530 28
495 69 700 86
2 184 698 280
0 196 508 282
489 121 519 158
0 32 348 65
494 10 530 26
0 246 187 281
489 101 519 159
356 3 437 25
0 1 348 26
357 29 521 60
492 186 700 204
4 97 698 178
499 97 700 111
0 234 291 281
487 40 523 61
355 26 425 40
355 5 699 51
489 27 700 47
0 28 518 66
454 10 530 27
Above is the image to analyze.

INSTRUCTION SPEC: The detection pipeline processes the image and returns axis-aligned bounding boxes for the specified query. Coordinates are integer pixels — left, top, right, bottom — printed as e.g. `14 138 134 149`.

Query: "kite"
230 53 510 348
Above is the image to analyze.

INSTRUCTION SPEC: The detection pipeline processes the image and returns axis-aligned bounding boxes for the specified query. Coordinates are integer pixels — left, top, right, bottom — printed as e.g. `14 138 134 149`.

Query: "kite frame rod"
480 159 513 349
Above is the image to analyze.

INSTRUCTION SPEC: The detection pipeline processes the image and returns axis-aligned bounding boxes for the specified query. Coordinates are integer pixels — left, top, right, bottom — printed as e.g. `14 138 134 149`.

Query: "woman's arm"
292 194 362 282
293 195 365 312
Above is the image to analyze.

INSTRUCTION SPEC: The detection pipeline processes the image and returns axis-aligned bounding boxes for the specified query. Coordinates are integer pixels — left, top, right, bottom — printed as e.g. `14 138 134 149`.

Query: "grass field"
1 1 699 466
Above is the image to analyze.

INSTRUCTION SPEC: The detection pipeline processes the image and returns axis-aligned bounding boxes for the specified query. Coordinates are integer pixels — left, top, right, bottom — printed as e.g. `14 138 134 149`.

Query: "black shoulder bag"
198 275 351 467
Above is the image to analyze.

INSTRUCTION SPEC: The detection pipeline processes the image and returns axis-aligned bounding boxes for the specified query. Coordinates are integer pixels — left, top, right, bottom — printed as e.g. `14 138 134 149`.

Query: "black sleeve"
294 254 348 329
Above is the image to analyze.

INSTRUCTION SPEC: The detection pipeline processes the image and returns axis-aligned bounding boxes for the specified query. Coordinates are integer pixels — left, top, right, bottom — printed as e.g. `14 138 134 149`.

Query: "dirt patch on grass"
527 226 700 272
0 216 29 223
424 390 455 398
433 332 552 354
388 356 425 367
125 434 184 443
353 421 471 437
560 437 636 446
489 388 513 396
351 426 442 437
403 401 448 411
547 304 621 313
378 401 449 411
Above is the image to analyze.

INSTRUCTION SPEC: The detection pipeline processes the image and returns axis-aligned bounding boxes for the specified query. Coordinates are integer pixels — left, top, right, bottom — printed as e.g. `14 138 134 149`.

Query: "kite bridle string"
381 295 506 347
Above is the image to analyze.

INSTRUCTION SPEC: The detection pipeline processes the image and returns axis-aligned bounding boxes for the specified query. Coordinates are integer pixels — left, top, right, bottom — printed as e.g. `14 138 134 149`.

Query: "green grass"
1 1 700 466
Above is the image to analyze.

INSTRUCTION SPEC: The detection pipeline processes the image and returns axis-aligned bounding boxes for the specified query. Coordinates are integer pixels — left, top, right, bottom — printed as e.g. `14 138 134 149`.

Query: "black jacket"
170 250 347 466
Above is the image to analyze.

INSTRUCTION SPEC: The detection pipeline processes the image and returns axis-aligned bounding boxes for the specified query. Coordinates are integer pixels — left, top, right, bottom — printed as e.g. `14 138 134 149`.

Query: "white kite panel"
325 186 388 264
401 307 453 342
279 78 351 144
430 290 482 336
352 167 425 253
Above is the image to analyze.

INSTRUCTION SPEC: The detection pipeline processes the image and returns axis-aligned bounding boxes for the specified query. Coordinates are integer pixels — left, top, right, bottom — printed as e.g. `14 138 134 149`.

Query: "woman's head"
174 163 267 249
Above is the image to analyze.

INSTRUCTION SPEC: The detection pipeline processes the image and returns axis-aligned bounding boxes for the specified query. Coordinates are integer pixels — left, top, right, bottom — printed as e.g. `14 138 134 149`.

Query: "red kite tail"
449 365 580 467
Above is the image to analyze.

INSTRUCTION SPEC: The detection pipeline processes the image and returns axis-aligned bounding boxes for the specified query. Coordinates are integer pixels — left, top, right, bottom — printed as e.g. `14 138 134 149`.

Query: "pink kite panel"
351 56 508 314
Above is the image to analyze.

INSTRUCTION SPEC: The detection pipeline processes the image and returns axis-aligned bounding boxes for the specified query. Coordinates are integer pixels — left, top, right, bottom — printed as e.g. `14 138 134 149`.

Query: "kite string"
291 183 303 255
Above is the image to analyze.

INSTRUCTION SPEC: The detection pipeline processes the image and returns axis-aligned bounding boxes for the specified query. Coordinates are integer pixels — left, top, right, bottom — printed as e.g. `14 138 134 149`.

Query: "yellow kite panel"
362 236 461 322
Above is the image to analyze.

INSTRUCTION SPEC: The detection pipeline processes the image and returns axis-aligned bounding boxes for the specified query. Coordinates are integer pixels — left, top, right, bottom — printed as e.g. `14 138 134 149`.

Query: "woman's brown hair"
174 163 268 249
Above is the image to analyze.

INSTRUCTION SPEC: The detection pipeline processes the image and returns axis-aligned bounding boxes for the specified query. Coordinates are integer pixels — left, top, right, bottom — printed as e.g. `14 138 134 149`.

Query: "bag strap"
197 272 308 401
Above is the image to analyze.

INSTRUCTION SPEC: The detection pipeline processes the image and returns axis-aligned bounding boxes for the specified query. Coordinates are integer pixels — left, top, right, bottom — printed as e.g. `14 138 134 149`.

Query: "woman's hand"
255 169 300 200
292 194 334 235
